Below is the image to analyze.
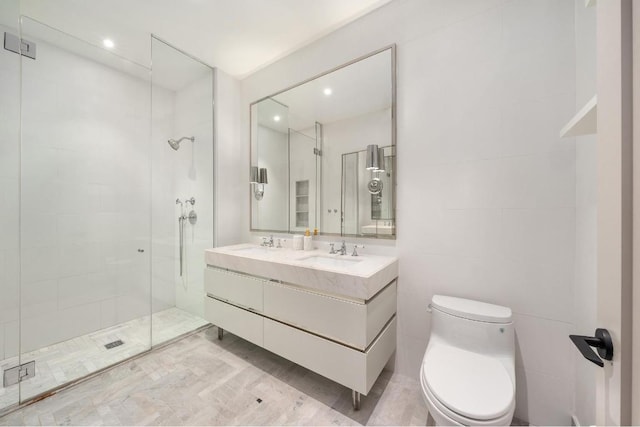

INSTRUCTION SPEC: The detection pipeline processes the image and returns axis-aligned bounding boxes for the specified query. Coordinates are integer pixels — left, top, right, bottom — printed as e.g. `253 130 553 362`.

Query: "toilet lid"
422 343 514 420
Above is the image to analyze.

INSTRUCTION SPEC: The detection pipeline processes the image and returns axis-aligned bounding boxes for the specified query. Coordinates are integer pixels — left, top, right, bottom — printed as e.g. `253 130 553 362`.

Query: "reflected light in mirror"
102 38 115 49
273 115 281 122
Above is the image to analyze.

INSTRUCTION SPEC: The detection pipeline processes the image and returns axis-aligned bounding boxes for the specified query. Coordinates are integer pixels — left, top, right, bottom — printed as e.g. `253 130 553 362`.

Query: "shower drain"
104 339 124 349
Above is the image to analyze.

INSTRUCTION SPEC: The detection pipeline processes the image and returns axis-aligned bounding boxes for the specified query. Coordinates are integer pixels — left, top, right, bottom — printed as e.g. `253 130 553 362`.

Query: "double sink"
205 243 398 301
231 245 362 268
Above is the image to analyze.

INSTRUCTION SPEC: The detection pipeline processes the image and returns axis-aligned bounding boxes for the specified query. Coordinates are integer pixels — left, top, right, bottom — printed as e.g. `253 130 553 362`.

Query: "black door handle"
569 328 613 367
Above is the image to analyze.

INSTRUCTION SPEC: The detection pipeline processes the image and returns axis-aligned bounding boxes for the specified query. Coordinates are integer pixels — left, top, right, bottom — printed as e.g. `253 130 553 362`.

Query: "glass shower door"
0 0 21 414
18 17 152 403
150 36 211 347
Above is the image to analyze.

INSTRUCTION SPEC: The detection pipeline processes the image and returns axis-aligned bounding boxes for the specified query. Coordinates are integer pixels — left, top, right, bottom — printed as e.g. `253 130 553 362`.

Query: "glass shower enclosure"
0 9 212 415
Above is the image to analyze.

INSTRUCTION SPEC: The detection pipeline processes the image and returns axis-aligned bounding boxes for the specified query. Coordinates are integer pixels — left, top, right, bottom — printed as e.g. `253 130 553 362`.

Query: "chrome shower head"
167 136 195 151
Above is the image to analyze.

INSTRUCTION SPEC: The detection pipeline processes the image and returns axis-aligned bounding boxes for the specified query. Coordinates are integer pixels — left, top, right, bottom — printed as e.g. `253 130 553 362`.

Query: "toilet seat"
421 342 515 422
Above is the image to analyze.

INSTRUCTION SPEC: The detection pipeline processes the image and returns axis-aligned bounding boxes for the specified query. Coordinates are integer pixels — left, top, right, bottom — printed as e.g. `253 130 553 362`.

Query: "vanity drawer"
204 267 264 312
263 280 396 350
204 296 263 347
263 316 397 395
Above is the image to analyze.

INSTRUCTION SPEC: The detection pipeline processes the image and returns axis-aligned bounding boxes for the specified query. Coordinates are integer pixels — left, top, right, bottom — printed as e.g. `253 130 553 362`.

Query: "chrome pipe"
179 214 185 277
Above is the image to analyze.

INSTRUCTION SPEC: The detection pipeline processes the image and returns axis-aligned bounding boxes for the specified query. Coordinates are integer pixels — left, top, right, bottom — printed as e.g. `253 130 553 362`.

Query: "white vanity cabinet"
203 250 398 409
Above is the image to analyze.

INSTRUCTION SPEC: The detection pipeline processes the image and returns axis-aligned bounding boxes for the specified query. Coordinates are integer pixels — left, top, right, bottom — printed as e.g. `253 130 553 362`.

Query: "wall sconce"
366 144 379 170
376 147 386 172
251 166 268 200
259 168 268 184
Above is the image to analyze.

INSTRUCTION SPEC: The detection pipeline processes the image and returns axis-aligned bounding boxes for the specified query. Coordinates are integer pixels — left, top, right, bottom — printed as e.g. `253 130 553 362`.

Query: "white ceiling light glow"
103 38 115 48
273 115 281 122
323 88 332 96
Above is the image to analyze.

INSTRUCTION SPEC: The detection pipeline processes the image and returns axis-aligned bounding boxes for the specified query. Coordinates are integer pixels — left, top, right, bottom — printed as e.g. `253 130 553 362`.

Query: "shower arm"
174 136 194 144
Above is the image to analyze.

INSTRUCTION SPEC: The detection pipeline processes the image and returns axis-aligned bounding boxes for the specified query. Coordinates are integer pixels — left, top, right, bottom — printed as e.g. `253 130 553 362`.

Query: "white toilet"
420 295 516 426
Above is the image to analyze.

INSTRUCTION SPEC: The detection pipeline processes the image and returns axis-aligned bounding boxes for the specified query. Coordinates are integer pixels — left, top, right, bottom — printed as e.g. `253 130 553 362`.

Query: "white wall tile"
515 367 572 426
21 279 58 319
513 313 573 379
3 321 18 359
14 35 159 351
21 246 60 285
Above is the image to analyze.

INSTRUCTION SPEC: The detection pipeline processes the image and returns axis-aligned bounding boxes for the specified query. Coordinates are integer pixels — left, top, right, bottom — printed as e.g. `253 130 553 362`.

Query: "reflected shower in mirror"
342 146 395 236
250 45 395 238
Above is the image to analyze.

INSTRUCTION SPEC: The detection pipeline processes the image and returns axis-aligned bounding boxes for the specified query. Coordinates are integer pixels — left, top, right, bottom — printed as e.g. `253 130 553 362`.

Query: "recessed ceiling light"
323 88 332 96
273 115 281 122
103 39 115 49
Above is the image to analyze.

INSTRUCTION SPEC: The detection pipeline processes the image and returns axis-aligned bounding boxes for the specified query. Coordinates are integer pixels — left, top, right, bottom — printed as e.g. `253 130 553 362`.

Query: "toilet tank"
429 295 514 360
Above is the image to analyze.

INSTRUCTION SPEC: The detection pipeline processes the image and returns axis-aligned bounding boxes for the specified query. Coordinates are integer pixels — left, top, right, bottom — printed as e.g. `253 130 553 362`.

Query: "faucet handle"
352 245 364 256
329 243 336 254
277 238 282 248
261 237 267 246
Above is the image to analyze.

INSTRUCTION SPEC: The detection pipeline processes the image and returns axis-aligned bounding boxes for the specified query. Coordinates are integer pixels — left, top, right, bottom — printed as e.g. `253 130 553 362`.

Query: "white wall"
214 69 247 246
240 0 577 424
254 125 288 231
572 1 597 425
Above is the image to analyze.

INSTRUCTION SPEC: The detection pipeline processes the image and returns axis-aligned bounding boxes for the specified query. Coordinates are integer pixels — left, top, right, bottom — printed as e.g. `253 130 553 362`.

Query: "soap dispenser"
304 229 313 251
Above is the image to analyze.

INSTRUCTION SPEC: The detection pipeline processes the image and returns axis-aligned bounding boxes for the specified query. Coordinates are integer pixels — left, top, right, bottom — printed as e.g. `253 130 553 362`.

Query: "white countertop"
205 243 398 301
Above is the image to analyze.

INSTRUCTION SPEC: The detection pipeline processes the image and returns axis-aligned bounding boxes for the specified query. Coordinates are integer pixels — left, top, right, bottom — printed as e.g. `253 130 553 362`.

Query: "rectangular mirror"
250 45 396 238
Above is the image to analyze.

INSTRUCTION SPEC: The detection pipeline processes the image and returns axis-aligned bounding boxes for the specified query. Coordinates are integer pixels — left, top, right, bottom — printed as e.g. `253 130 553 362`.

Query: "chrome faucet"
261 235 274 247
335 240 346 255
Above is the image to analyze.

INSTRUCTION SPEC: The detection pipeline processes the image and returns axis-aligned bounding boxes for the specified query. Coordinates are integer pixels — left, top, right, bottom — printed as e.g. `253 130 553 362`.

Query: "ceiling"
17 0 391 78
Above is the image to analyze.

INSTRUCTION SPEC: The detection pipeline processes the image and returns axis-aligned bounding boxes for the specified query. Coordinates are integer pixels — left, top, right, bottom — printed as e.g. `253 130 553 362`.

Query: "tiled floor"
0 307 208 411
0 326 429 426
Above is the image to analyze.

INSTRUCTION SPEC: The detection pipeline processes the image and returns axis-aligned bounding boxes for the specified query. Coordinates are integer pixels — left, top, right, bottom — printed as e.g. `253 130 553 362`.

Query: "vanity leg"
351 390 361 411
218 327 224 340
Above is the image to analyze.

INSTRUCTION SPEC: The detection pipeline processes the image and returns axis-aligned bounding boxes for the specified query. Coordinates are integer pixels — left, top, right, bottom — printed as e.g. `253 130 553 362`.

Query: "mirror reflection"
250 46 395 238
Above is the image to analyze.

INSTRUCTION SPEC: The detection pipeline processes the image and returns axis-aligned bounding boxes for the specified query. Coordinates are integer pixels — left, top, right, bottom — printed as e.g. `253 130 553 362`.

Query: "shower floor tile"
0 307 208 411
0 327 429 426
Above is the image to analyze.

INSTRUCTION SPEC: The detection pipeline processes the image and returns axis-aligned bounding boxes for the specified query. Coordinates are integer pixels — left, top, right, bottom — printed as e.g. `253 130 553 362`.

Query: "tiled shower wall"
2 28 212 356
18 35 154 354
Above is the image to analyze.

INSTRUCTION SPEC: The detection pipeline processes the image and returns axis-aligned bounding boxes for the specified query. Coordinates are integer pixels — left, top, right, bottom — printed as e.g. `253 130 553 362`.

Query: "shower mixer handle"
185 197 195 206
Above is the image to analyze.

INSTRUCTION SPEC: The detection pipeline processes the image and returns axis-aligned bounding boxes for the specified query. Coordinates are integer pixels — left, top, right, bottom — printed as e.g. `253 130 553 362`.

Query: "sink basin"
232 246 271 255
298 255 362 268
